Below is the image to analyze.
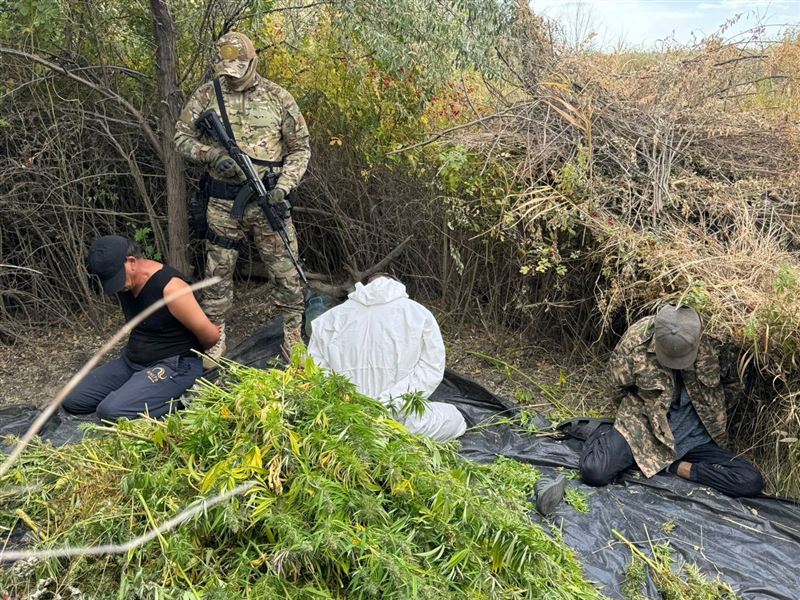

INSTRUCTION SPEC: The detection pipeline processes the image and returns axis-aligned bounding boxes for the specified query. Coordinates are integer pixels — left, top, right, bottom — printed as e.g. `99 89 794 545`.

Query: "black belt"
204 153 283 200
205 178 243 200
204 172 279 201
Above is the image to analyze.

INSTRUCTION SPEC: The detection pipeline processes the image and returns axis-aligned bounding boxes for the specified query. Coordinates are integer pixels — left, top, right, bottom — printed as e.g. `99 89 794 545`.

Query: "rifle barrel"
279 229 309 285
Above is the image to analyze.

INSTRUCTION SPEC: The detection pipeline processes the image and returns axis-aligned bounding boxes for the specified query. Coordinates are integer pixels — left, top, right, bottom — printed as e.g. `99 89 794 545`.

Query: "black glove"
269 187 291 219
209 149 245 181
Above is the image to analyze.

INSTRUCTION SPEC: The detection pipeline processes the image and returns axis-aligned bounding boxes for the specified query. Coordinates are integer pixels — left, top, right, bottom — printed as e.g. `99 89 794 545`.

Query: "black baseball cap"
87 235 129 295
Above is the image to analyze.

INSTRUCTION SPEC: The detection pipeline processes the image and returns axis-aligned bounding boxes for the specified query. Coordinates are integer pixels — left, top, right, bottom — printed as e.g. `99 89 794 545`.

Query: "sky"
531 0 799 50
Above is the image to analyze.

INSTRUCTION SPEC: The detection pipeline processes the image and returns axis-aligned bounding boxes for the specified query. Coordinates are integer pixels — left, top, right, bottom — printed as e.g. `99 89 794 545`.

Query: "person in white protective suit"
307 274 467 441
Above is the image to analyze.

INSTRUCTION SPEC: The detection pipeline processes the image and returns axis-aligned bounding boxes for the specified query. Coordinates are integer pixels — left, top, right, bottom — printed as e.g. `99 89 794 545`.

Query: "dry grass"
441 19 800 495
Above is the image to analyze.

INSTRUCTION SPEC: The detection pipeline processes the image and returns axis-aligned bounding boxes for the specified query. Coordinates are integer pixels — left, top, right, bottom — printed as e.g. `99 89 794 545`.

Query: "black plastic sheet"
0 406 96 448
435 372 800 599
2 321 798 598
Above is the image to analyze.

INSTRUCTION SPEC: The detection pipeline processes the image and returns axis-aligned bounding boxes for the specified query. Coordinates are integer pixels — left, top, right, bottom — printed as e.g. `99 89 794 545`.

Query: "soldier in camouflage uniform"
174 31 310 358
579 305 763 498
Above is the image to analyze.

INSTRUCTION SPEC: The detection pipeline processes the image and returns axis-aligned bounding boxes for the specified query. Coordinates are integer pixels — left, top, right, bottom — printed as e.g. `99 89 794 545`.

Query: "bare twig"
0 46 161 157
387 112 517 155
0 480 257 561
345 236 413 282
0 277 220 479
242 237 412 297
98 117 168 258
713 54 767 67
713 75 790 98
0 264 43 275
240 1 331 21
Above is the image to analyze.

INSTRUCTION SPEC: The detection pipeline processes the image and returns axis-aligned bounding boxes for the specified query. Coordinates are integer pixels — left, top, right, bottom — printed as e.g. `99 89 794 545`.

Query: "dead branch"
0 46 161 158
344 235 412 282
0 480 256 561
387 112 517 155
0 265 43 275
0 277 220 479
240 1 332 21
98 117 168 259
713 54 767 67
713 75 791 98
240 236 412 297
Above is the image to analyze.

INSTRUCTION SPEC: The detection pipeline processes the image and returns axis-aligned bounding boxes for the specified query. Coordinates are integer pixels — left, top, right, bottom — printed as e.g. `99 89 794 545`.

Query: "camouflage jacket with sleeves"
610 316 729 478
174 74 310 193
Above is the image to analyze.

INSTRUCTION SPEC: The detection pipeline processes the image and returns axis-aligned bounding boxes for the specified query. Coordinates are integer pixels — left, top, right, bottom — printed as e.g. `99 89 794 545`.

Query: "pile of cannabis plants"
0 355 600 599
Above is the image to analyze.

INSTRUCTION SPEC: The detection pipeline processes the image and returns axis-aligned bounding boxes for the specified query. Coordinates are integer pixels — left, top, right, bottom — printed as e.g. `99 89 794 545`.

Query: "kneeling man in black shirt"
64 235 221 421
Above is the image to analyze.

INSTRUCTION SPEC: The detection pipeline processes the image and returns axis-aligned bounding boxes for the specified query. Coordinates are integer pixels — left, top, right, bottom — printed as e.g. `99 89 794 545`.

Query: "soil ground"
0 281 613 422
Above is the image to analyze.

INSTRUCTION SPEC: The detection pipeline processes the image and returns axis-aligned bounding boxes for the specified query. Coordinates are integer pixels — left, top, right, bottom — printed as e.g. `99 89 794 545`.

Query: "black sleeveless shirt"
118 266 202 365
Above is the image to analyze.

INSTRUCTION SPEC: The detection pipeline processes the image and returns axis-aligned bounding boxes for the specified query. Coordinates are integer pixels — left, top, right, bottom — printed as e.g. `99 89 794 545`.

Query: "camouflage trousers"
203 197 304 341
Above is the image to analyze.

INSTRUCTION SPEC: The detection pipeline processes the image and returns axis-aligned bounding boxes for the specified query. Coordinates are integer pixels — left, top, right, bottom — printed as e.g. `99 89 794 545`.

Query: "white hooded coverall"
307 277 467 441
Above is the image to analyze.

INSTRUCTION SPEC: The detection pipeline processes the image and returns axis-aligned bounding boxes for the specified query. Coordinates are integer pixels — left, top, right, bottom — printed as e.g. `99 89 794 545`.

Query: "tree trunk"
151 0 190 273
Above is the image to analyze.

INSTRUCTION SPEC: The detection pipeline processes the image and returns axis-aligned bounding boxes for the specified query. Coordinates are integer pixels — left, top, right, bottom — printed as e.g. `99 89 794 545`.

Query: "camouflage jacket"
174 74 310 193
610 316 729 478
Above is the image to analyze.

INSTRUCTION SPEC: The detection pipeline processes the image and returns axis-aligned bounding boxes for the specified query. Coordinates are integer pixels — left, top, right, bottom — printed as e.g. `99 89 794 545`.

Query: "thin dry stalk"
0 277 220 478
0 480 256 561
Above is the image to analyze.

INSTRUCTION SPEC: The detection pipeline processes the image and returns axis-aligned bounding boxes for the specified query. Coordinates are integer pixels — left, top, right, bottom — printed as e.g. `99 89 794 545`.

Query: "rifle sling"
212 79 284 169
212 78 236 141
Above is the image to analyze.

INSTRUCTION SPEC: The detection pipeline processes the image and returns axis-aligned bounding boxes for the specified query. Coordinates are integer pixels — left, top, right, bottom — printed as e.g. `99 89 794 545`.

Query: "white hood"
307 280 465 441
347 277 408 306
308 277 443 403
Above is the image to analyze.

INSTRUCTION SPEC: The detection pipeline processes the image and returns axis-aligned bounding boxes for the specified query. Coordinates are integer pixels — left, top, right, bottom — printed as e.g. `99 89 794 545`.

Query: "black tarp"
2 321 799 598
436 373 800 600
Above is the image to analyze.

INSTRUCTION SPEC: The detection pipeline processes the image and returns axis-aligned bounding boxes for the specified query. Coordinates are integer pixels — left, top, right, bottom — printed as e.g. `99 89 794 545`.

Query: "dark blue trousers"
579 424 764 498
63 351 203 422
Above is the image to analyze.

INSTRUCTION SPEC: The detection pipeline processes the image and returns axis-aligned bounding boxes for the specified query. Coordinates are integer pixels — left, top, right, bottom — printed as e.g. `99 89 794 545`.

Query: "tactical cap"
87 235 129 295
654 304 702 370
215 32 256 79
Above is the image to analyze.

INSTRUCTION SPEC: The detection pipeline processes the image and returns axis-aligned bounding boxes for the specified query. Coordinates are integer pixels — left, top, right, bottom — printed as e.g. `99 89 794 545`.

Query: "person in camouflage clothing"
174 31 310 358
579 304 763 498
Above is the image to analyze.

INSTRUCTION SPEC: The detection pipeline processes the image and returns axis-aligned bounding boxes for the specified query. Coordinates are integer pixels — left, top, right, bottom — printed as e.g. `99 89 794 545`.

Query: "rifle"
196 109 307 285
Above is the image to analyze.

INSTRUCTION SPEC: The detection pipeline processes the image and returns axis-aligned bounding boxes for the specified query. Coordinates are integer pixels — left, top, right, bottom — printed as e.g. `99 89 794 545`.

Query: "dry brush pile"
1 3 799 496
431 24 800 495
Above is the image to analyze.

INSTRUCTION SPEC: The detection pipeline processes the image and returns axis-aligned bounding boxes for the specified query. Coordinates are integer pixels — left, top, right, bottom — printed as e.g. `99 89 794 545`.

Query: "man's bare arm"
164 278 220 349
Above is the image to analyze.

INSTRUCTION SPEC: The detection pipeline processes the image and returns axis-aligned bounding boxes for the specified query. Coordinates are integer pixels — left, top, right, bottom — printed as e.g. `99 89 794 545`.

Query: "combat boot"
534 474 567 516
203 321 226 370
